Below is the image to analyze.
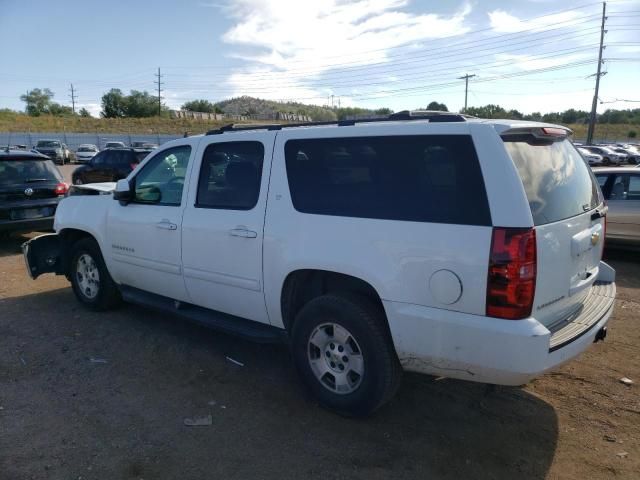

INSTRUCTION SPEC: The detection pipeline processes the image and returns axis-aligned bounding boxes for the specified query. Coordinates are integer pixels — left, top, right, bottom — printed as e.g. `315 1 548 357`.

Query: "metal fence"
0 132 182 151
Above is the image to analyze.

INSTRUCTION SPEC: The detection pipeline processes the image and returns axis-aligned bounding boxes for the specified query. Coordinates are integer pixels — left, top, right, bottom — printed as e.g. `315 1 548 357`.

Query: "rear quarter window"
284 135 491 226
503 137 601 225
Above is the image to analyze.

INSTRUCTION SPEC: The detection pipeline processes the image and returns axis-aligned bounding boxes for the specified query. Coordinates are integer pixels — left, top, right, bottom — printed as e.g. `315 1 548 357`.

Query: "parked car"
75 144 99 164
71 148 152 185
610 147 640 165
0 149 68 235
103 141 126 149
23 115 615 415
577 147 604 166
593 167 640 246
580 146 625 165
33 139 73 165
131 141 159 149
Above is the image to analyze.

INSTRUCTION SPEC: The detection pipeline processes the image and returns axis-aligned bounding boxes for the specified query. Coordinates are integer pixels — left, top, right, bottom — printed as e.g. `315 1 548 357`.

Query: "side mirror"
113 179 133 204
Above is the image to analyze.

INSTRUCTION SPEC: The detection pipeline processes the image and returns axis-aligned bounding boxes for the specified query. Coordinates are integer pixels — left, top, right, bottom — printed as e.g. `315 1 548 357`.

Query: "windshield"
36 141 60 148
0 159 62 185
503 137 601 225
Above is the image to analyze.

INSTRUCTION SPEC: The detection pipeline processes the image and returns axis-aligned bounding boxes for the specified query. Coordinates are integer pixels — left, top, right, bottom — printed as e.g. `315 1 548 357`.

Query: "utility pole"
69 83 77 114
457 74 476 112
586 2 607 145
154 67 163 116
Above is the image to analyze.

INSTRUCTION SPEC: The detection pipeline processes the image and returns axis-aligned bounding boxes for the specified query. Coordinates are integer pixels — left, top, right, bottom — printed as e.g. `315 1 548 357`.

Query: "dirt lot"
1 169 639 479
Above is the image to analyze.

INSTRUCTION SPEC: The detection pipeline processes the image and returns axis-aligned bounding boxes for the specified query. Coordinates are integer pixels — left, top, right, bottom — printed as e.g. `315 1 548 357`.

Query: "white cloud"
219 0 473 102
488 9 585 33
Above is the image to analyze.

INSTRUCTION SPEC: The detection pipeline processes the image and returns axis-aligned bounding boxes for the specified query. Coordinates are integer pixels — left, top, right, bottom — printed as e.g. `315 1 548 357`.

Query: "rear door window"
284 135 491 226
503 137 601 225
196 142 264 210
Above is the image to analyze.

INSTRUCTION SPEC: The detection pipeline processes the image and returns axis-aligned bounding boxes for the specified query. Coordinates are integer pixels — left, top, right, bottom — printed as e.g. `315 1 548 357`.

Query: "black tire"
291 293 402 416
69 237 121 311
603 157 611 165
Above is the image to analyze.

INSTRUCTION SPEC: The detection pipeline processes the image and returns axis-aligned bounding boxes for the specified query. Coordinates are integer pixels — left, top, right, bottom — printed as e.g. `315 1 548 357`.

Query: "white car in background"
75 144 99 163
577 147 603 166
581 146 625 165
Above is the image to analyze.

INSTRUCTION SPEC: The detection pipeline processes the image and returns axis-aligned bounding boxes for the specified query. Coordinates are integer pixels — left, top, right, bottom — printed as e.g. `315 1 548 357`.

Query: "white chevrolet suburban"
23 112 616 415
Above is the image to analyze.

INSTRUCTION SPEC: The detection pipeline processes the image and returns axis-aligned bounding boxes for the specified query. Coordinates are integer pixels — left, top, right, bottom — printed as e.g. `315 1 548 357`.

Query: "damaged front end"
23 233 65 279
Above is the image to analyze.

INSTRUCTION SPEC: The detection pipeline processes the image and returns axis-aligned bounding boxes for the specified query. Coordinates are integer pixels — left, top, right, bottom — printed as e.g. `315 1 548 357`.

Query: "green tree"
101 89 128 118
374 107 393 115
48 103 73 116
507 109 523 120
79 107 91 118
182 99 221 113
629 130 637 139
20 88 55 116
126 90 160 117
426 101 448 112
465 104 506 118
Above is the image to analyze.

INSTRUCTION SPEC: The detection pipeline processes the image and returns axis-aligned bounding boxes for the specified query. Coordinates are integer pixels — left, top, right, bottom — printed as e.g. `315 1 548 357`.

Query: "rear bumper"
385 261 616 386
0 216 54 233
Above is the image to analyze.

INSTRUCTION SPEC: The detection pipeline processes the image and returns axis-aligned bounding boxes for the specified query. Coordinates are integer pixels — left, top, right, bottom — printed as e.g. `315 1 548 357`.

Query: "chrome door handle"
156 220 177 230
229 228 257 238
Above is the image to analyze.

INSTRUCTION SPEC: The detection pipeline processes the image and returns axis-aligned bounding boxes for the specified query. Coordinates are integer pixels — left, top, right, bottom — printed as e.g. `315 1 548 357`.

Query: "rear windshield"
0 159 62 185
36 141 60 147
285 135 491 226
77 147 96 152
503 137 600 225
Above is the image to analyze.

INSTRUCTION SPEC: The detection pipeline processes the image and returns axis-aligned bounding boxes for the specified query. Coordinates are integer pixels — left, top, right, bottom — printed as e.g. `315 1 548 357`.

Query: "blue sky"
0 0 638 116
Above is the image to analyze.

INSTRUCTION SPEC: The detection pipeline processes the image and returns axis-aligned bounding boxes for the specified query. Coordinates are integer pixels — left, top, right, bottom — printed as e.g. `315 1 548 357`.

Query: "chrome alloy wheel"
76 253 100 299
308 323 364 395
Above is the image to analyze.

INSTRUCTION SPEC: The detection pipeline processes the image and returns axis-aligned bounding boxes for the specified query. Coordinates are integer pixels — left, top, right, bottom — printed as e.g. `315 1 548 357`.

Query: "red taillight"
541 127 567 137
486 227 536 320
130 162 139 171
55 182 68 196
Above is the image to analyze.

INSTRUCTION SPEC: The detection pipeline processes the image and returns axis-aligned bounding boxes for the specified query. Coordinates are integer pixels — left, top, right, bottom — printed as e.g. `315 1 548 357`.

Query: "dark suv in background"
72 148 152 185
0 149 68 235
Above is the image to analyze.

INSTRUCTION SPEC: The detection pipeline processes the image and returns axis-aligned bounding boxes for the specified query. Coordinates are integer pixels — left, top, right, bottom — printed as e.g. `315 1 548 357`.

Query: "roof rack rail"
205 110 467 135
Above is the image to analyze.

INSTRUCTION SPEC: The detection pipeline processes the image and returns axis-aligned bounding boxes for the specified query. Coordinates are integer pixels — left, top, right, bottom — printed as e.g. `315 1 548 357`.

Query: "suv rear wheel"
291 293 401 416
70 238 121 310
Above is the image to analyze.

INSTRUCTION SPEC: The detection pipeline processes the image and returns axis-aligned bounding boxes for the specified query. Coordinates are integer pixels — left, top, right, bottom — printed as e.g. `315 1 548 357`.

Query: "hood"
72 182 116 193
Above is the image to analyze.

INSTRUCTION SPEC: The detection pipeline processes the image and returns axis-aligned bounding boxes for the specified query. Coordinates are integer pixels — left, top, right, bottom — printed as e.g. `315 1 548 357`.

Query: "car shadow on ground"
1 287 559 480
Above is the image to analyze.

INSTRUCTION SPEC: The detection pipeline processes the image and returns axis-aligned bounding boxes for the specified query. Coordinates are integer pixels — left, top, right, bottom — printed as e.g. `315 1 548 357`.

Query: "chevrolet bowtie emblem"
591 232 600 246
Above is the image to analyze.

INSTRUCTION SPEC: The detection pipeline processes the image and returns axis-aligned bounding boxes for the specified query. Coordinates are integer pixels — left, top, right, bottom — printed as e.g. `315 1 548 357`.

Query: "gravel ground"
0 166 638 480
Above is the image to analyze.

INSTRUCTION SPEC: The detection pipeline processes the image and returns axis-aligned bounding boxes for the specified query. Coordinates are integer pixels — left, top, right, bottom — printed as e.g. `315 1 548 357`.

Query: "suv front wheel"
291 293 401 416
69 238 121 310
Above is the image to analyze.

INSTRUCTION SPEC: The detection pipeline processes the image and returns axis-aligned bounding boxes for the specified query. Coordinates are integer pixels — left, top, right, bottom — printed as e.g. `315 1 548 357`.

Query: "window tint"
106 151 129 166
91 151 106 165
133 145 191 206
503 138 600 225
595 174 609 187
196 142 264 210
609 174 640 201
0 159 61 185
630 176 640 200
284 135 491 225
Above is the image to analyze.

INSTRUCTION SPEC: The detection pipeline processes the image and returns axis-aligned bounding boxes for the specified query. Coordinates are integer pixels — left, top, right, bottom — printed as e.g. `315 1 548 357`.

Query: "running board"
120 285 286 344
